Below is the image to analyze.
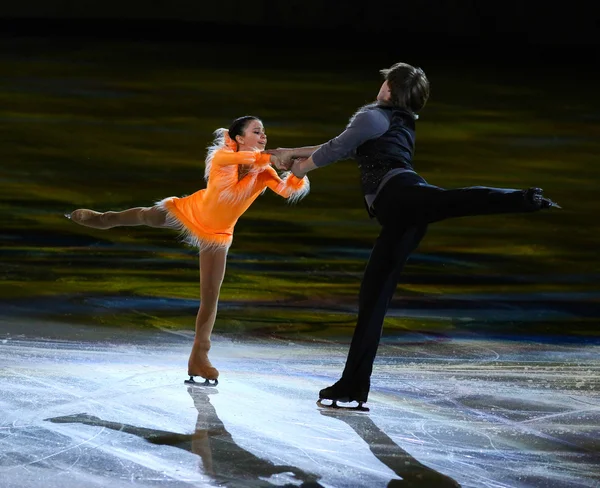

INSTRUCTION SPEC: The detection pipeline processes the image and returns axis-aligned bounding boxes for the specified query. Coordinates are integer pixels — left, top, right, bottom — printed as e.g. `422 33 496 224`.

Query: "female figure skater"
267 62 559 410
68 116 310 386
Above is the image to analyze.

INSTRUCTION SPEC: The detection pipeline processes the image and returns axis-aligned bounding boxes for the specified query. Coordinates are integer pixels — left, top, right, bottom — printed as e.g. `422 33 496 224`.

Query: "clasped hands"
264 149 308 178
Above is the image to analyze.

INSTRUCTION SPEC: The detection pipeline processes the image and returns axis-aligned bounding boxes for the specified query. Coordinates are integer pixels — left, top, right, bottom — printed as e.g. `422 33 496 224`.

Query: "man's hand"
291 159 308 178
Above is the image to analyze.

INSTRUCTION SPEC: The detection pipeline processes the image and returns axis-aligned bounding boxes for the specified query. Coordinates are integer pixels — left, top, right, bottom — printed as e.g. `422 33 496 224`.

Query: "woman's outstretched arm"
261 166 310 203
212 149 272 168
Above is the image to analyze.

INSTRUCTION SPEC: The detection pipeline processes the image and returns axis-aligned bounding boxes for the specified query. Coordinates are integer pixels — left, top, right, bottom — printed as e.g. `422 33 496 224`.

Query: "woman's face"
236 119 267 151
376 80 391 103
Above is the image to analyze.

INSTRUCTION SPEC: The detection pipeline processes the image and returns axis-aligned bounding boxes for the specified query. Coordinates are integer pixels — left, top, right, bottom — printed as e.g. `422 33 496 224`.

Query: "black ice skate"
526 187 561 209
184 376 219 387
317 381 369 412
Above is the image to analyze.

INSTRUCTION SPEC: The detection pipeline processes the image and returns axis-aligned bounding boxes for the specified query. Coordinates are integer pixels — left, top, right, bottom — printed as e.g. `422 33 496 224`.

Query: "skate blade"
543 199 562 209
317 399 369 412
185 376 218 387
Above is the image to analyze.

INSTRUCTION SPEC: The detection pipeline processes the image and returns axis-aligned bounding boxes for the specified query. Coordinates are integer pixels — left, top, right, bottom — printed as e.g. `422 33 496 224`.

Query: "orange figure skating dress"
157 129 309 251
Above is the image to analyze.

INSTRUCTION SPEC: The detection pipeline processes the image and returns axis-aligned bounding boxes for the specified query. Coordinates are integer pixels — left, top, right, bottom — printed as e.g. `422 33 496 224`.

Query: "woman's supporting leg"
320 222 428 403
187 247 228 380
69 205 174 229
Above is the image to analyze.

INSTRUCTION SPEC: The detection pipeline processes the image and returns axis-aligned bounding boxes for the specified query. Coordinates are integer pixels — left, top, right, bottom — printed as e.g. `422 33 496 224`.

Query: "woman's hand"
269 153 289 171
265 148 294 170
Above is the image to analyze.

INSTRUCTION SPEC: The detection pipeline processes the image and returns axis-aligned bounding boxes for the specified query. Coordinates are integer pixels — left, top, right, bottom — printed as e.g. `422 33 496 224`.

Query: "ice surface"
1 318 599 488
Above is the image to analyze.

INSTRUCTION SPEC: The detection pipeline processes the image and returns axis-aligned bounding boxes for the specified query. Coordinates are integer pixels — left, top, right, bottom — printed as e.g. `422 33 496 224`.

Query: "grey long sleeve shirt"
311 104 416 211
312 106 390 168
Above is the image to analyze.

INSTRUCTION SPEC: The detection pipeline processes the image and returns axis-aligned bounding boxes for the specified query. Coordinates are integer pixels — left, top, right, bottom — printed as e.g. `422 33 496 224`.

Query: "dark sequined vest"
355 105 416 196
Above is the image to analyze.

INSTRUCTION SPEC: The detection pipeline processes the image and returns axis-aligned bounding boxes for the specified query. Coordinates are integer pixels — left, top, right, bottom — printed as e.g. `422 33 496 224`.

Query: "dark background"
1 1 598 340
1 1 597 61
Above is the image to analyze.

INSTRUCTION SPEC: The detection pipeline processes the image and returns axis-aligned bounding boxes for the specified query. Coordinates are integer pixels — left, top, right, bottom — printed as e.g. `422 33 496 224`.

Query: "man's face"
376 80 391 103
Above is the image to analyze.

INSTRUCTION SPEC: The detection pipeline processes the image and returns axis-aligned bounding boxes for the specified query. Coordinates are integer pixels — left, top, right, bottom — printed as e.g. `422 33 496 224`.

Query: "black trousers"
338 176 540 401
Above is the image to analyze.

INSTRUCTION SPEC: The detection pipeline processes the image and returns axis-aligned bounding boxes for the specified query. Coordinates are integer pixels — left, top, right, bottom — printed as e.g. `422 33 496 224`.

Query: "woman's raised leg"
68 205 174 229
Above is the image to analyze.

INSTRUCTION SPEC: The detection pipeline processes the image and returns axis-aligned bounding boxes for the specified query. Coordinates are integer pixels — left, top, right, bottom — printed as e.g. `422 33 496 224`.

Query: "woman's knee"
200 288 220 307
141 206 168 227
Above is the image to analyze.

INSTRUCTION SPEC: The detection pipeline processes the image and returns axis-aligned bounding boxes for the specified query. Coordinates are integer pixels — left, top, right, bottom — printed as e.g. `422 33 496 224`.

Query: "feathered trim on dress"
205 129 273 206
204 128 238 182
155 196 233 253
216 175 267 206
276 171 311 204
156 129 308 252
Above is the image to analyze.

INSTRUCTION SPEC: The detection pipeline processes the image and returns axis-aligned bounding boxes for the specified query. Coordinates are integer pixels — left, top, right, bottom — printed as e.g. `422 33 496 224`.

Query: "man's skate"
317 380 369 412
526 187 561 209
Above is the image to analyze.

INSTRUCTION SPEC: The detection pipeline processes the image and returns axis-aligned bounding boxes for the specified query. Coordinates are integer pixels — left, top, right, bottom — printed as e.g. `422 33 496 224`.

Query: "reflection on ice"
47 387 324 487
1 321 599 487
318 409 461 487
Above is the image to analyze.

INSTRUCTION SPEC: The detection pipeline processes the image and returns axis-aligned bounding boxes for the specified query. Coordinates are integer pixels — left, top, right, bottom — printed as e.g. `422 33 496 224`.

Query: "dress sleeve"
212 149 272 168
261 166 310 203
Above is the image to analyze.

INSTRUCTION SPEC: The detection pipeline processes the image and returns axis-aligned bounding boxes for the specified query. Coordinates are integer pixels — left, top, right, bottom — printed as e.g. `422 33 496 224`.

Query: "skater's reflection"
46 388 322 487
181 387 322 487
319 410 461 487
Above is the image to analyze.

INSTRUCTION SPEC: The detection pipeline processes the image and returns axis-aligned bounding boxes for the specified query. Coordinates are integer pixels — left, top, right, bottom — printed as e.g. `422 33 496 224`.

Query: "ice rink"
1 317 598 488
2 34 600 488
